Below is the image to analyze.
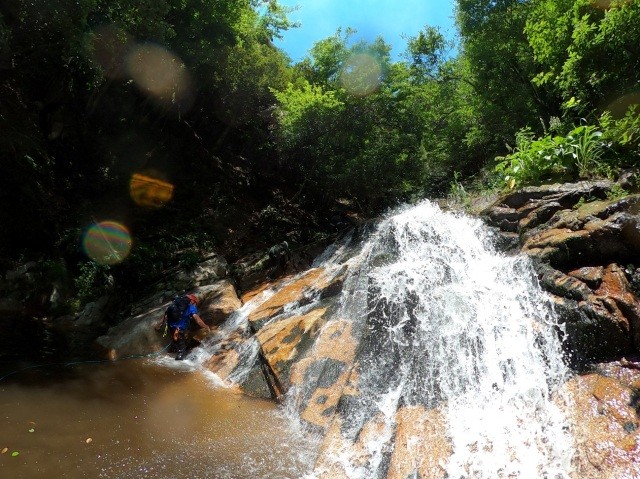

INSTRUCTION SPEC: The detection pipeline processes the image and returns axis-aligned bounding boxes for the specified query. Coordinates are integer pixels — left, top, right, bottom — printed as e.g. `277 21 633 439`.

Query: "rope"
0 343 172 383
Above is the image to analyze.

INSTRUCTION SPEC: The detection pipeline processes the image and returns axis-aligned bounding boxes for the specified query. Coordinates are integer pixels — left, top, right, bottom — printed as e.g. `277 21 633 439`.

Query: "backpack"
165 295 190 327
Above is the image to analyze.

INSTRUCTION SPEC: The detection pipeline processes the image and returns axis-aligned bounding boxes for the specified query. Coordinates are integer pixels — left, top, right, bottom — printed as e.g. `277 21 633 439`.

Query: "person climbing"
156 293 210 360
266 241 291 279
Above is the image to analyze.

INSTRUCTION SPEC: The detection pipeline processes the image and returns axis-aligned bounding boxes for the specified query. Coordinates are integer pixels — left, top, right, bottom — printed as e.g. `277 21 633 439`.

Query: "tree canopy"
1 0 639 312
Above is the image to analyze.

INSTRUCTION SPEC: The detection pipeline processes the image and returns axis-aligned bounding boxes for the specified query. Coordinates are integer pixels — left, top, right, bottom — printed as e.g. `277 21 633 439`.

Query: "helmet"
186 293 198 304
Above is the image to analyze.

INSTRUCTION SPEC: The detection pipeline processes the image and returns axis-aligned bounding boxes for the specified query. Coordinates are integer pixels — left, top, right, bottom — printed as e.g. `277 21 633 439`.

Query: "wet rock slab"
564 360 640 479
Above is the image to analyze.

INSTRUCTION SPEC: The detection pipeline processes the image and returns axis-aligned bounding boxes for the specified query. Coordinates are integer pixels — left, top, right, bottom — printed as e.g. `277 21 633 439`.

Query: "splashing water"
303 201 574 478
185 200 574 479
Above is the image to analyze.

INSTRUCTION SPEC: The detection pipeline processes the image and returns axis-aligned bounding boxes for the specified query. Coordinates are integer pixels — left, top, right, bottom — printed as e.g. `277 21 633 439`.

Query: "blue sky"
273 0 458 62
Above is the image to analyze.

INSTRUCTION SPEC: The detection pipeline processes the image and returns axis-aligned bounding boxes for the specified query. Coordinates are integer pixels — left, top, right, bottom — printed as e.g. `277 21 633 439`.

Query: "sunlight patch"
591 0 612 9
605 91 640 119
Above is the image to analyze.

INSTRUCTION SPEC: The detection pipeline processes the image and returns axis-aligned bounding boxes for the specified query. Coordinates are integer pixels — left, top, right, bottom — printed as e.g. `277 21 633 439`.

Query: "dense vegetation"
1 0 639 314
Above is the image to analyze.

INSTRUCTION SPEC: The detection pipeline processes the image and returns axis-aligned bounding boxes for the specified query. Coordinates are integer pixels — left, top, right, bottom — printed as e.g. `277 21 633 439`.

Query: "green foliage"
0 13 9 53
404 26 451 82
455 0 640 180
495 128 572 188
567 124 608 178
272 33 433 210
526 0 640 119
0 0 297 305
456 0 553 151
179 251 200 268
303 28 353 86
599 105 640 164
447 171 472 209
495 122 610 188
255 0 300 42
215 39 291 127
273 23 504 206
4 0 640 309
271 80 345 146
606 182 629 202
73 261 113 305
572 195 594 211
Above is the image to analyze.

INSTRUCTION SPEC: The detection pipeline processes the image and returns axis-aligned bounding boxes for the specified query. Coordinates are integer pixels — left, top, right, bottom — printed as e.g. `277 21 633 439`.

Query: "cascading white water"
188 200 575 479
312 201 574 478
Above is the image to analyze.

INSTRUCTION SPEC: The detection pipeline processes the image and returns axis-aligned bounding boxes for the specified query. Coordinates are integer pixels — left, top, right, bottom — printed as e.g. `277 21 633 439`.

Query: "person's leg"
168 327 178 353
175 329 187 360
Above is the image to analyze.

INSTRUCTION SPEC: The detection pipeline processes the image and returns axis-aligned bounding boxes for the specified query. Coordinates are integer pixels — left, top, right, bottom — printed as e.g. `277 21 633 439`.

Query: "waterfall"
188 200 575 478
302 201 574 479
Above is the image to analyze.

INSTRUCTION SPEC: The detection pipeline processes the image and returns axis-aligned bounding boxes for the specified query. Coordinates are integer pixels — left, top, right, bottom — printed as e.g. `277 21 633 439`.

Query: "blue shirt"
173 303 197 330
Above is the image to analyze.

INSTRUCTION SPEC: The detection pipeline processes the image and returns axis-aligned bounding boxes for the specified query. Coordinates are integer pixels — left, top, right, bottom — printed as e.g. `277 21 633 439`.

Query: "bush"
495 128 574 188
73 261 113 306
495 122 611 188
566 123 608 178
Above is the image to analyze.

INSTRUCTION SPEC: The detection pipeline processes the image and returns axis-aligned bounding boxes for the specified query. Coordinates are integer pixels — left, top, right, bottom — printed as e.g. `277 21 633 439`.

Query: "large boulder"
246 266 346 331
198 280 242 326
537 263 640 366
95 303 167 359
97 280 242 359
202 265 348 400
75 295 111 327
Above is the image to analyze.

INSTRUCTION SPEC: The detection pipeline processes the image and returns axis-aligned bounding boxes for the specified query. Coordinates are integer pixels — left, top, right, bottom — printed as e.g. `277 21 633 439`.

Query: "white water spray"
308 201 574 478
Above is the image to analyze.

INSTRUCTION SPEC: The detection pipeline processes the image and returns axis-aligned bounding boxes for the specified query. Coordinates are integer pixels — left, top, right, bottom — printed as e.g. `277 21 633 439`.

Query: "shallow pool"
0 358 318 478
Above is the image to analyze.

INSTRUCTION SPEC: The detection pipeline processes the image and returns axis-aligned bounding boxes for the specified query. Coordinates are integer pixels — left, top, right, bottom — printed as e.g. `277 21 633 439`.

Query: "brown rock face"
387 406 452 479
96 304 168 359
247 267 344 330
596 265 640 350
199 280 242 325
313 414 391 479
256 306 330 391
482 183 640 367
203 328 247 380
564 363 640 479
538 262 639 365
477 180 640 478
201 265 349 400
289 319 360 432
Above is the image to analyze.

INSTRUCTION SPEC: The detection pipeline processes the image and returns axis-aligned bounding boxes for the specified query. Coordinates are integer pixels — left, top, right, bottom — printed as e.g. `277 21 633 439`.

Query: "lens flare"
89 24 133 79
82 221 132 265
129 172 174 208
339 53 383 97
126 43 194 111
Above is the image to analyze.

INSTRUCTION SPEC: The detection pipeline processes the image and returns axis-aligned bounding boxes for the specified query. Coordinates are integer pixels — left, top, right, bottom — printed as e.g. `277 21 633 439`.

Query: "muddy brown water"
0 358 319 478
